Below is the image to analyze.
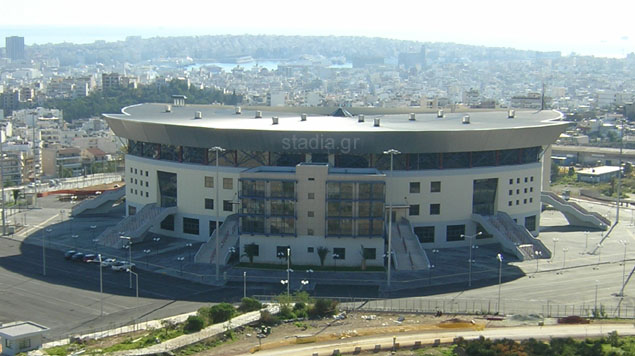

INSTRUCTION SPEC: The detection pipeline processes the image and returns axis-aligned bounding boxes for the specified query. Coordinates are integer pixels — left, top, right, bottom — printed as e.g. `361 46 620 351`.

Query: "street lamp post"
619 240 628 296
497 253 503 314
211 146 225 281
243 271 247 299
461 232 482 287
559 248 569 273
185 242 193 260
616 119 625 223
153 237 160 256
333 253 340 273
72 234 79 249
144 249 151 267
120 236 132 288
177 256 184 274
383 149 400 288
98 254 103 316
551 238 559 262
583 231 590 253
286 248 291 296
300 280 309 290
128 269 139 299
594 243 603 270
594 280 599 313
535 250 542 274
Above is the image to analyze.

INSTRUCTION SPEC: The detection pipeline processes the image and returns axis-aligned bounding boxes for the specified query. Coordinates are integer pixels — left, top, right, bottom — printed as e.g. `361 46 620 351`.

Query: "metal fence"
253 295 635 319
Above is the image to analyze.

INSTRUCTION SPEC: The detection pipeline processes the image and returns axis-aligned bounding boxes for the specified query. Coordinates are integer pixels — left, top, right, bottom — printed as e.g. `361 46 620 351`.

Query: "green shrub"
183 315 205 333
197 306 213 325
238 297 262 313
293 302 306 311
278 305 296 320
210 303 236 324
259 310 279 326
308 299 338 319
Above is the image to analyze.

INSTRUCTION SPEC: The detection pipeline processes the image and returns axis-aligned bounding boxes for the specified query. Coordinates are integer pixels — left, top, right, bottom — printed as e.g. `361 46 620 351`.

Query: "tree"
317 246 329 267
209 303 236 324
238 297 262 313
183 315 204 333
568 166 575 176
551 161 561 182
242 243 259 264
624 162 633 175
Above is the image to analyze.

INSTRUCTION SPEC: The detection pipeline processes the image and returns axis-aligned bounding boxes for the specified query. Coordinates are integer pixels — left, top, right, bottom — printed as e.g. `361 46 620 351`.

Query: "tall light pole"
619 240 628 296
128 269 139 299
559 248 569 273
534 250 542 274
594 243 603 270
120 235 132 288
497 253 503 314
594 280 599 313
616 119 624 223
144 249 151 267
211 146 225 281
1 135 6 236
177 256 184 274
286 247 291 296
583 231 590 253
98 254 103 316
551 238 559 262
383 149 400 288
243 271 247 299
461 232 482 287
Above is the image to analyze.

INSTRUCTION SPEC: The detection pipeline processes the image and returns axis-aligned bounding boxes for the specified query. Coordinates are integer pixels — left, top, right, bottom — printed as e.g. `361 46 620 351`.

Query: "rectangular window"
430 181 441 193
128 205 136 215
183 217 200 235
307 229 314 236
145 192 149 198
530 176 534 182
509 190 513 196
308 247 314 253
446 224 466 241
430 203 440 215
308 177 315 181
223 177 233 189
158 171 177 207
414 226 435 243
508 201 512 206
161 215 174 231
509 179 513 184
308 211 315 217
409 182 420 193
223 200 233 212
146 171 149 177
409 204 420 216
18 338 31 350
276 246 289 258
135 168 137 174
205 198 214 210
525 215 537 231
204 176 214 188
140 170 143 175
308 192 315 200
333 247 346 260
363 248 376 260
146 181 149 187
130 167 133 173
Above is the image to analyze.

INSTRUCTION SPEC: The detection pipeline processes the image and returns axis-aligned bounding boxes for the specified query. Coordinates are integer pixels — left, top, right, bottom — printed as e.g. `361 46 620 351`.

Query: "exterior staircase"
541 191 610 230
194 214 240 265
71 186 125 216
472 212 551 261
388 218 430 271
97 203 176 248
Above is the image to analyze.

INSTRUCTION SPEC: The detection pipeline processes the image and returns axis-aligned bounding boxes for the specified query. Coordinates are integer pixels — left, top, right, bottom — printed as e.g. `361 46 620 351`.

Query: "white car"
111 261 135 271
100 258 117 267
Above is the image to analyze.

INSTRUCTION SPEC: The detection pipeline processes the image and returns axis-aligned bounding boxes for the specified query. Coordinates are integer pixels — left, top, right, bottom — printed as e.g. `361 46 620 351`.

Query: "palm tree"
242 243 259 264
317 246 329 267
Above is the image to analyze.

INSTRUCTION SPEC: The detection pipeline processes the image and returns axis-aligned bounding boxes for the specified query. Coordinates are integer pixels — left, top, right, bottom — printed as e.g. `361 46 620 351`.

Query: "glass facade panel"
157 171 177 207
359 183 372 200
183 146 206 164
241 180 265 197
414 226 435 243
443 152 470 169
270 180 295 199
472 178 498 215
242 198 265 215
183 217 199 235
358 201 371 217
160 144 180 161
242 216 265 234
446 224 466 241
271 200 295 216
472 151 497 167
340 183 354 200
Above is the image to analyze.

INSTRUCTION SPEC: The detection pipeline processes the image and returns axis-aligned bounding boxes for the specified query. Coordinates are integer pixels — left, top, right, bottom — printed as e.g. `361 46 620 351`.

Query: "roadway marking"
17 214 61 239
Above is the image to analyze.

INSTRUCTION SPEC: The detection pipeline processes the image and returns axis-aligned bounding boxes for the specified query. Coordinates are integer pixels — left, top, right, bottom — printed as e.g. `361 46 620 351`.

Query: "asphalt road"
0 237 243 341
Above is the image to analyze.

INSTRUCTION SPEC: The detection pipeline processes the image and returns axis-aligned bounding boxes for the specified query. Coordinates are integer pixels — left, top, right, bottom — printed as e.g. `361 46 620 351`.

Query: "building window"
158 171 177 207
516 178 520 184
508 201 512 206
446 224 466 241
183 217 199 235
525 215 537 231
161 215 174 231
140 170 143 175
18 338 31 350
308 211 315 217
524 199 527 204
223 200 233 212
307 229 314 236
363 248 376 260
509 178 513 184
204 176 214 188
409 204 420 216
530 187 533 192
530 176 534 182
530 197 533 203
130 167 133 173
409 182 420 193
430 181 441 193
308 177 315 181
130 177 133 183
128 205 136 215
205 198 214 210
146 181 149 187
308 192 315 200
308 247 314 253
333 247 346 260
509 190 513 196
222 178 233 189
524 188 527 193
146 171 149 177
135 179 137 184
516 200 519 205
430 203 440 215
135 168 137 174
414 226 435 243
516 189 519 194
145 192 149 198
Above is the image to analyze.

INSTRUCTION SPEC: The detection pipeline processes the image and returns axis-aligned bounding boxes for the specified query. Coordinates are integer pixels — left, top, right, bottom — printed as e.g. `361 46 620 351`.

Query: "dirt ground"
196 311 552 356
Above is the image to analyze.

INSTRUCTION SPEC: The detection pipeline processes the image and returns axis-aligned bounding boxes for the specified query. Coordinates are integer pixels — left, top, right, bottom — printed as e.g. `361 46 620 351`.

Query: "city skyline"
1 0 634 58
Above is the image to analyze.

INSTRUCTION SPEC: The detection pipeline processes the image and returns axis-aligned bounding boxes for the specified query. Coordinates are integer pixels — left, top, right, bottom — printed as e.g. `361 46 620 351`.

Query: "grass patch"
175 331 238 356
101 327 184 352
237 262 384 272
44 344 80 356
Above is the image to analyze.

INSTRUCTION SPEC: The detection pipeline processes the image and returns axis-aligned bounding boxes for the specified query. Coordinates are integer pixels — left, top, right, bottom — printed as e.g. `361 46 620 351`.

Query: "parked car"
100 258 117 267
111 261 135 271
71 252 85 261
82 254 97 263
64 250 77 260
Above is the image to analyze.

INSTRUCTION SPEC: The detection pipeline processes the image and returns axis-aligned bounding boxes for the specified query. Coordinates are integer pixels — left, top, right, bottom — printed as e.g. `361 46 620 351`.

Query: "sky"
2 0 635 58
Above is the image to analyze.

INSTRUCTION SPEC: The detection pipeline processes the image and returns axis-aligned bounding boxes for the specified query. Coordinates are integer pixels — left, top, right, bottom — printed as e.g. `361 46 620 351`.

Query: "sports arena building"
102 102 577 270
